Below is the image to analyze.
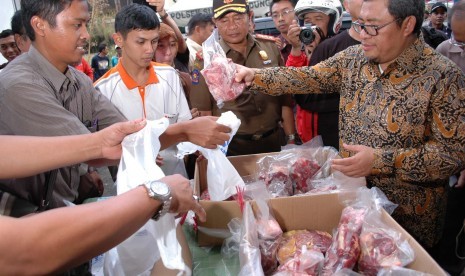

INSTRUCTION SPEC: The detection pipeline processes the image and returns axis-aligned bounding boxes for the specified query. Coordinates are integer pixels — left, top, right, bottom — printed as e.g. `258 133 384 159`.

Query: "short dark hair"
0 29 14 39
115 3 160 38
449 0 465 28
98 43 107 53
384 0 424 35
269 0 296 15
21 0 77 41
11 10 25 36
187 13 214 36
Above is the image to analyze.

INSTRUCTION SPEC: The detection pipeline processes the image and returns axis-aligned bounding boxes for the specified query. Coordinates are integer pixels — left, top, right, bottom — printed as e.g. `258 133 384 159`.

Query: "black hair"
448 0 465 28
20 0 77 41
11 10 25 36
0 29 14 39
383 0 424 35
98 43 107 53
269 0 297 15
115 3 160 38
187 13 214 36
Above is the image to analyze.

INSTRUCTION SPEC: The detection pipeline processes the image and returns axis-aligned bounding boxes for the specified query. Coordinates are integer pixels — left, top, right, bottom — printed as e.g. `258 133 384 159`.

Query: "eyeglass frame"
352 18 402 36
450 34 465 48
271 9 295 19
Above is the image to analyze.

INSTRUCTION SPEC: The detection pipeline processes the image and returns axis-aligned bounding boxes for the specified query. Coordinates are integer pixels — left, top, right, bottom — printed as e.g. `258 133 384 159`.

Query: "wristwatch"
159 10 169 20
287 133 296 141
141 180 172 221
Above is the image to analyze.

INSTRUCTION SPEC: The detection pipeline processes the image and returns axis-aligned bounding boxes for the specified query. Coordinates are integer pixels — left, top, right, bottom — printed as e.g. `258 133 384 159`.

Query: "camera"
299 23 317 45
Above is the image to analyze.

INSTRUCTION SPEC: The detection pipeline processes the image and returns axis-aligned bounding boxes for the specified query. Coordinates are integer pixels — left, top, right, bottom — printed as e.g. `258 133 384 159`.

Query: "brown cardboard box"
194 153 446 275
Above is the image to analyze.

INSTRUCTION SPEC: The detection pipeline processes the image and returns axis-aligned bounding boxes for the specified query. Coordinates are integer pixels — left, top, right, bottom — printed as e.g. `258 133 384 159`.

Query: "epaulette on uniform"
253 33 279 43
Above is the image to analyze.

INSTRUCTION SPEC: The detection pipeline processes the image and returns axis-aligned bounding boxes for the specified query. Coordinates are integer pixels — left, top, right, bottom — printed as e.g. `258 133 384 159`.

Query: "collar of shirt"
278 34 289 51
115 60 159 90
219 33 256 57
28 45 78 94
367 35 427 76
446 39 464 54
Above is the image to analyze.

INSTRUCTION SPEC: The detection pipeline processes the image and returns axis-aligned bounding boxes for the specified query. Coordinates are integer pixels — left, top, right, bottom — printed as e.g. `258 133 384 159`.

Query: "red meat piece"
277 230 332 264
321 206 367 275
200 189 210 200
358 229 413 276
202 55 244 104
290 157 321 193
259 164 293 196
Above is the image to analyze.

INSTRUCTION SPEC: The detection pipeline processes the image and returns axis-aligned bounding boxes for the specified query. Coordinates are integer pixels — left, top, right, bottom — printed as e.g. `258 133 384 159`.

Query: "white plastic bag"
177 111 245 200
103 119 190 276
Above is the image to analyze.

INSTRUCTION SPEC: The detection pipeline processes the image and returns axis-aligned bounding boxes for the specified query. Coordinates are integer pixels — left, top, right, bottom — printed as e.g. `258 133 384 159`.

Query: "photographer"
285 0 343 147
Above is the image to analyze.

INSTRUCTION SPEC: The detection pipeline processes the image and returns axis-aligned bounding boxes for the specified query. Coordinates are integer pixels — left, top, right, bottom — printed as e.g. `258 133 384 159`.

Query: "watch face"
151 181 170 196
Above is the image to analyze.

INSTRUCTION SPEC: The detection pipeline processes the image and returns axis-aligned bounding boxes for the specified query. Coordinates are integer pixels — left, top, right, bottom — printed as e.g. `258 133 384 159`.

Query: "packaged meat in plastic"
201 29 244 108
276 245 324 276
321 206 367 275
289 157 321 193
255 199 283 275
322 187 398 275
357 206 414 275
257 152 294 197
277 230 332 264
358 228 415 276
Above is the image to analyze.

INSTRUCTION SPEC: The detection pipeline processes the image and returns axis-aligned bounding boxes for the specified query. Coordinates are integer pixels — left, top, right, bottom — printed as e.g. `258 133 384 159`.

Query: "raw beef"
289 157 321 193
321 206 367 275
201 54 244 106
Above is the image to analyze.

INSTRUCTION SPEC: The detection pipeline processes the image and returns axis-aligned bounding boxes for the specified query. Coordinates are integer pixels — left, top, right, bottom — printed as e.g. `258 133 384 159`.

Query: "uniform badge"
224 0 233 3
191 69 200 85
259 50 271 65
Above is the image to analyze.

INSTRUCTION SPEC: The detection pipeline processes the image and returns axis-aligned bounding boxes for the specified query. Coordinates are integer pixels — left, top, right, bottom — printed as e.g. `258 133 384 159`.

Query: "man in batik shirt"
236 0 465 252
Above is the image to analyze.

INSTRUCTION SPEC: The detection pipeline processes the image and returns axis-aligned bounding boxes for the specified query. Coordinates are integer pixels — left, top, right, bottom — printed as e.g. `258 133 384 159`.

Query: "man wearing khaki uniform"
190 0 296 156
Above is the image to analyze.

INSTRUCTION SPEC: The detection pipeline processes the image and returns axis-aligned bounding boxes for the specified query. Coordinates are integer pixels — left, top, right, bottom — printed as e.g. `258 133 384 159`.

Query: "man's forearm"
0 186 160 274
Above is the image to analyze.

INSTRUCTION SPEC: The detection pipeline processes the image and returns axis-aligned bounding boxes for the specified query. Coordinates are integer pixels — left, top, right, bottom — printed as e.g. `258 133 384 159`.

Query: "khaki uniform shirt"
190 34 292 155
0 46 125 208
249 37 465 248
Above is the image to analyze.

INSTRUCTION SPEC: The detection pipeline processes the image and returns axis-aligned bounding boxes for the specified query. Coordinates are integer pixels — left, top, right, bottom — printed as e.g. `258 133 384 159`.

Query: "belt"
234 127 278 141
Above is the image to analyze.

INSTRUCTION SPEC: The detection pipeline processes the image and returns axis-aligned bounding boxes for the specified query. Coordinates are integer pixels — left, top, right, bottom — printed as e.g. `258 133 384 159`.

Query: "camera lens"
299 28 315 45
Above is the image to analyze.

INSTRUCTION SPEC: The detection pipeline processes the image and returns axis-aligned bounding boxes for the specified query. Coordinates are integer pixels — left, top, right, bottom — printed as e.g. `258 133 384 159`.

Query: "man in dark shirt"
297 0 362 149
428 2 452 38
270 0 297 63
91 43 110 81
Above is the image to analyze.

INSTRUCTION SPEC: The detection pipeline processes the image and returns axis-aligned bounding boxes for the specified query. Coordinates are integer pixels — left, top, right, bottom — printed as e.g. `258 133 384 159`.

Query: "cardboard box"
194 154 446 275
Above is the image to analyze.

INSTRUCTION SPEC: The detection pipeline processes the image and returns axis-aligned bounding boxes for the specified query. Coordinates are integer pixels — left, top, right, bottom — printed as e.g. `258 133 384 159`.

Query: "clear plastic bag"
276 245 324 276
201 29 245 108
378 266 432 276
103 119 190 275
357 210 415 275
239 202 265 276
322 187 397 275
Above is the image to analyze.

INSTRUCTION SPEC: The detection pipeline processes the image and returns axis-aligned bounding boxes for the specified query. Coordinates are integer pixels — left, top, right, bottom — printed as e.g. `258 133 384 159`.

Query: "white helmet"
294 0 343 36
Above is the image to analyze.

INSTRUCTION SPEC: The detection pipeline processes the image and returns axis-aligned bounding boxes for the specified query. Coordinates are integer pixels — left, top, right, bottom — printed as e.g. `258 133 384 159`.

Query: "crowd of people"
0 0 464 274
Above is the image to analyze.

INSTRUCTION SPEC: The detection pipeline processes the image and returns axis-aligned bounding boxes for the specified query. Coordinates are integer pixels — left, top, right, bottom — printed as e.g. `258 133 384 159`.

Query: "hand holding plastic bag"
177 112 245 200
104 119 190 276
202 29 245 108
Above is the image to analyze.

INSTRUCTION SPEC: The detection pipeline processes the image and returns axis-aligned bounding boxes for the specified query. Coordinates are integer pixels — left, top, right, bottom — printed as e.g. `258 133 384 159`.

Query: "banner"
168 0 272 28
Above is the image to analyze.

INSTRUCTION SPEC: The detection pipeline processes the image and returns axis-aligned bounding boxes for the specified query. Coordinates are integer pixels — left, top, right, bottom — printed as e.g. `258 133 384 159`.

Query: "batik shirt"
249 36 465 248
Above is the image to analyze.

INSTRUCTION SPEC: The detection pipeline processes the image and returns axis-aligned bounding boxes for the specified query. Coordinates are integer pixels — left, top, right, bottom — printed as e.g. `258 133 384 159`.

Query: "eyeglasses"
450 34 465 48
271 9 294 19
352 18 401 36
